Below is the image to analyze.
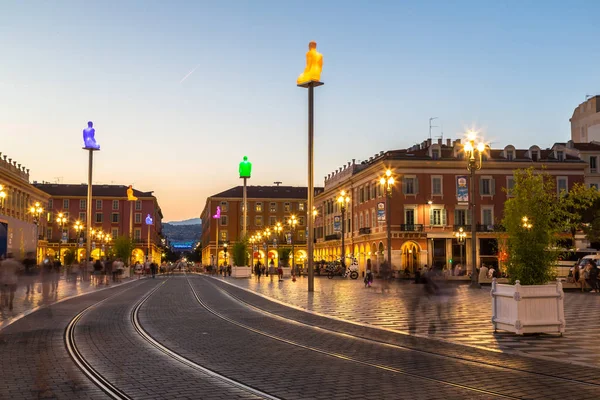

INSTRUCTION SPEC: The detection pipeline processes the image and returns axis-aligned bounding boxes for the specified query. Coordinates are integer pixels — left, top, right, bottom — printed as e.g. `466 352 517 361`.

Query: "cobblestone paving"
139 277 496 400
0 274 142 329
76 277 260 400
217 275 600 367
0 280 146 400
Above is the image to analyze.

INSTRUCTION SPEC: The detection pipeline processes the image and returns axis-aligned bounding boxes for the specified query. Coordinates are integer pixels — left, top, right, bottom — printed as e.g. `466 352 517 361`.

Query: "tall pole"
147 226 150 262
215 221 219 267
291 227 295 270
387 191 392 272
243 177 248 238
58 220 63 263
85 149 94 265
340 206 345 266
469 167 479 288
301 81 323 292
129 201 133 239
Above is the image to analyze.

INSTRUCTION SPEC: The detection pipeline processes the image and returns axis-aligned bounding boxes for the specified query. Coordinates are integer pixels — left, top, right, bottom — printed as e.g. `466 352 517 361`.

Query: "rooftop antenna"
54 176 63 184
274 181 282 186
429 117 438 139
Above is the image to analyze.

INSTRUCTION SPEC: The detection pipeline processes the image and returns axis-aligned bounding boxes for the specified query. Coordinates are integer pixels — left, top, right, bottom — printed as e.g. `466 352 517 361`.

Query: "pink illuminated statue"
213 206 221 220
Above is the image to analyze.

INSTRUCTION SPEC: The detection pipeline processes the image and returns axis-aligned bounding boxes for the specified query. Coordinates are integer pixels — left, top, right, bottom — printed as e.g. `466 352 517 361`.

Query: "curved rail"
186 276 520 400
208 277 600 389
65 294 133 400
131 277 281 400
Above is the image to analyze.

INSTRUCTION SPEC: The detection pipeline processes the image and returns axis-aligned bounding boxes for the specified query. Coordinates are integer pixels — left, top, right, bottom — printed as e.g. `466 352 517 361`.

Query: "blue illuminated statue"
145 214 153 225
83 121 100 150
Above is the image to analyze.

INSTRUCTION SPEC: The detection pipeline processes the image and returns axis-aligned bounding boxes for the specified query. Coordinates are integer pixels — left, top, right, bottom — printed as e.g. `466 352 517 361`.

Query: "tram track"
65 277 280 400
187 276 523 400
208 276 600 389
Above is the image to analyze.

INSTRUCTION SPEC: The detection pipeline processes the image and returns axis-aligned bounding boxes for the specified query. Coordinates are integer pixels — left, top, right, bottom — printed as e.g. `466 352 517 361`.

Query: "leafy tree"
503 168 562 285
112 236 135 265
278 248 291 267
232 240 249 266
555 182 599 242
63 249 76 266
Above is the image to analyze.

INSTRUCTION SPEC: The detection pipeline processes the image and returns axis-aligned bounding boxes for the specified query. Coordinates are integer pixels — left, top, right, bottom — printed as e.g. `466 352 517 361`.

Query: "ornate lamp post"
239 156 252 238
455 227 467 271
380 169 395 270
0 184 6 210
463 131 486 288
288 215 298 269
56 212 68 263
336 190 350 267
29 201 44 262
223 242 229 266
74 220 84 261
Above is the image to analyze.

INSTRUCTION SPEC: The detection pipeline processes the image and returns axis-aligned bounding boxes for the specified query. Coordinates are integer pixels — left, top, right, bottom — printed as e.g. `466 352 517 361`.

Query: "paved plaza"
2 273 600 399
218 275 600 367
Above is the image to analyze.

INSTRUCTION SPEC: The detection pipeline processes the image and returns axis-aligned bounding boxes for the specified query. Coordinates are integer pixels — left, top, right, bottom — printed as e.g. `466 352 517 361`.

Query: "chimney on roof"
455 138 461 145
567 140 574 149
352 159 356 164
347 161 351 167
446 138 451 146
380 151 384 155
437 138 442 145
26 169 29 174
427 138 432 147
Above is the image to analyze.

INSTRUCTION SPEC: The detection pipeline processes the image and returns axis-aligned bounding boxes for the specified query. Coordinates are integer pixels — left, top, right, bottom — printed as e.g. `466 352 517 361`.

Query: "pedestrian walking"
0 253 22 310
51 258 61 293
364 268 373 287
104 259 113 285
277 265 283 281
150 262 157 278
93 259 103 286
269 260 275 282
22 252 37 295
135 261 143 279
255 262 262 281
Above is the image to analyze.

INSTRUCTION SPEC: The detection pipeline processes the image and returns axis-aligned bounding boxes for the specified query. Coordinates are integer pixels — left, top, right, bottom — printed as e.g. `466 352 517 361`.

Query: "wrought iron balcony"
476 224 505 232
400 224 424 232
324 234 340 241
358 227 371 235
453 224 471 231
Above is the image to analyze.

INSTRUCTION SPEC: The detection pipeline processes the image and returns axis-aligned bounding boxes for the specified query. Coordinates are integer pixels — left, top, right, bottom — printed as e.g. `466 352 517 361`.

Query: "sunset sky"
2 1 599 221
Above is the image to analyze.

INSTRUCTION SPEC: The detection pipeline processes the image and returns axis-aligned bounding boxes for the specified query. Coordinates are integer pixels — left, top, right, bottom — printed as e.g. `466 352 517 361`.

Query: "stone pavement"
0 274 143 330
217 275 600 367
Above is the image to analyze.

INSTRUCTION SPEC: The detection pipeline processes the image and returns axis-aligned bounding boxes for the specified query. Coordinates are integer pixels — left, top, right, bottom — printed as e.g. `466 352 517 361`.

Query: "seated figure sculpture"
297 41 323 84
239 156 252 178
127 185 138 201
83 121 100 150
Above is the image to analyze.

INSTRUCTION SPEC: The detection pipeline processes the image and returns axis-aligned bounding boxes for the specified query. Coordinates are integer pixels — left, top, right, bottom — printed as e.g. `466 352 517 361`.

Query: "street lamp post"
74 220 84 262
455 227 466 271
336 190 350 267
288 215 298 269
56 212 67 263
464 131 486 288
82 121 100 266
380 169 395 272
29 201 44 263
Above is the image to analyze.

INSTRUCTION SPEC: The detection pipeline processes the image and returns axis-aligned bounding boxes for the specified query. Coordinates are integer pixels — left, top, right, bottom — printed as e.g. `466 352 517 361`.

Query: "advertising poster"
333 216 341 232
377 202 386 221
457 176 469 203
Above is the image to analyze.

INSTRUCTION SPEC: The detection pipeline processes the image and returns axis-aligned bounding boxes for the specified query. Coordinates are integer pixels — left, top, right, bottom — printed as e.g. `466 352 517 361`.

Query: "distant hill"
166 218 201 226
163 221 201 243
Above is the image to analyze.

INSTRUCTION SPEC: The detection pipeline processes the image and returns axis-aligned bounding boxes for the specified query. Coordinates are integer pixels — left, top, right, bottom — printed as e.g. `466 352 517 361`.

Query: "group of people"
253 260 284 281
568 259 599 292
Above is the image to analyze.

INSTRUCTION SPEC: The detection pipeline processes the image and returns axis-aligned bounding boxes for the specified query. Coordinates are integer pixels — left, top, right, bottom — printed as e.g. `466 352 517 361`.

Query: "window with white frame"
431 176 442 195
506 176 515 196
135 213 142 223
80 199 86 209
111 213 119 223
403 176 418 195
506 150 514 160
48 199 53 209
590 156 597 173
95 213 103 223
255 202 262 212
112 200 119 210
556 151 564 161
134 228 141 240
454 208 469 226
405 208 416 225
365 212 369 227
359 213 364 228
79 212 86 222
284 202 291 212
220 201 229 212
482 207 494 227
220 230 228 241
298 216 305 226
135 200 142 210
429 207 446 226
96 200 102 210
220 215 228 226
298 202 305 211
270 202 277 212
480 177 495 196
63 199 69 209
557 177 568 195
431 149 440 160
111 228 118 238
255 215 263 226
366 184 370 201
371 209 376 227
269 216 277 226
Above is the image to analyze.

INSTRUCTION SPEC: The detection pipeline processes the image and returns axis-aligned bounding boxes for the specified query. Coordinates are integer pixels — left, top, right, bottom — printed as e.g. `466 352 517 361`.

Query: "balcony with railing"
358 227 371 235
400 224 424 232
324 233 340 241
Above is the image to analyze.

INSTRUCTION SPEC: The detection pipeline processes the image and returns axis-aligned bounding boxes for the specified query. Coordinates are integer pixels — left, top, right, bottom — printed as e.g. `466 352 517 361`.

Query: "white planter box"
231 266 252 278
280 267 292 278
491 279 565 335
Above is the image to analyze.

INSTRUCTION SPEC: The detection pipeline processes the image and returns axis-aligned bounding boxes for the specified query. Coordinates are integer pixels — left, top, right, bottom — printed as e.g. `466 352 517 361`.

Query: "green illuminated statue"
239 156 252 178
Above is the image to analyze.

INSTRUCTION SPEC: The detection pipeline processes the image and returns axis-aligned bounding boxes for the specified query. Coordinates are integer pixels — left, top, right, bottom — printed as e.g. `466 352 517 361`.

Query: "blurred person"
269 260 275 282
22 252 37 295
364 268 373 288
150 261 157 278
478 263 489 283
1 253 22 310
51 258 61 293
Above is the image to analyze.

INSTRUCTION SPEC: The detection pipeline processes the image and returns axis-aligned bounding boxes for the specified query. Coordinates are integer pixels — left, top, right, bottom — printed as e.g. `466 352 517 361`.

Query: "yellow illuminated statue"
127 185 138 201
297 41 323 84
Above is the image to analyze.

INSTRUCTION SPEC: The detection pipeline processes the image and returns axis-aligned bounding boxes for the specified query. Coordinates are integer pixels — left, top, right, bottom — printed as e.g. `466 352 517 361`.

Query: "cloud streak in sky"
179 64 201 84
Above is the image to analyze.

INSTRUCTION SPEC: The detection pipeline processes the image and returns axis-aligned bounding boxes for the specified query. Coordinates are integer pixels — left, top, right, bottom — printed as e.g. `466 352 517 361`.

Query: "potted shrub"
492 167 597 335
278 247 292 278
231 240 252 278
